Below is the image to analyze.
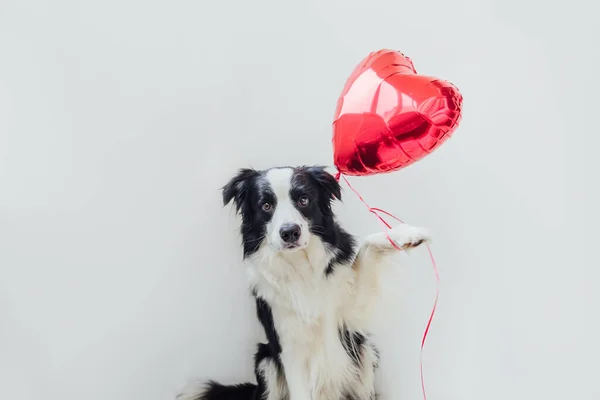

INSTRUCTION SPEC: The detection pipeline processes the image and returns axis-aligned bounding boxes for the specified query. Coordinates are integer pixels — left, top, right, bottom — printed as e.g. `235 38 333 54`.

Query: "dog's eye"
261 202 273 212
297 196 310 207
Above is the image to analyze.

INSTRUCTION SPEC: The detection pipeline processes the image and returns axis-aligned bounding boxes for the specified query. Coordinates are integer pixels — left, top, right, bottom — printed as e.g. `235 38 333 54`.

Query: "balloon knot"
334 170 342 181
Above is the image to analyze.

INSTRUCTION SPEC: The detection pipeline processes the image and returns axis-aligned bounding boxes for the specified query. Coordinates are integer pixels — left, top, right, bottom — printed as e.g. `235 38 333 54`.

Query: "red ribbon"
338 173 440 400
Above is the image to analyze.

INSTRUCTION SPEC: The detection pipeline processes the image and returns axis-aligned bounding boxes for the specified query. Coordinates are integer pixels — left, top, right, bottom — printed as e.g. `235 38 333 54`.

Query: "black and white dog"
180 166 430 400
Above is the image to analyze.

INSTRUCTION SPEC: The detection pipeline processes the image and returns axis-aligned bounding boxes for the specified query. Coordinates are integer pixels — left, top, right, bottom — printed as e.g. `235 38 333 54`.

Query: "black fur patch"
254 296 282 356
222 168 272 258
253 295 283 400
290 166 356 276
339 326 366 367
199 381 256 400
324 233 356 277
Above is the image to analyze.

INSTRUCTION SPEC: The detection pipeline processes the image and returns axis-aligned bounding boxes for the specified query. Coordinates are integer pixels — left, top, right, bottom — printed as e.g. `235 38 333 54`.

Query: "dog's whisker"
245 236 266 244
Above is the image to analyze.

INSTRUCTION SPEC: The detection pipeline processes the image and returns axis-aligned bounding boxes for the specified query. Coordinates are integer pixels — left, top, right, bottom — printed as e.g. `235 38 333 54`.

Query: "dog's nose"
280 224 301 243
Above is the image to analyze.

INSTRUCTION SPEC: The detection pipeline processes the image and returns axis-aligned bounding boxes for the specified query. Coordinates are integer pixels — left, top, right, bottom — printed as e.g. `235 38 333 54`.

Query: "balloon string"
421 242 439 400
337 172 439 400
339 175 400 249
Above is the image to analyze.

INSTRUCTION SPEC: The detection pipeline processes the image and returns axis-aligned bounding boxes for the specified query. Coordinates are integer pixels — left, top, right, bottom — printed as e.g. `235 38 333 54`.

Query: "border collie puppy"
180 166 429 400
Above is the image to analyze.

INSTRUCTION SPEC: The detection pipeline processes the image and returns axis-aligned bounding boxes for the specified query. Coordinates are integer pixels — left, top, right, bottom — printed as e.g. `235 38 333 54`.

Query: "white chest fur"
271 302 356 400
246 238 360 400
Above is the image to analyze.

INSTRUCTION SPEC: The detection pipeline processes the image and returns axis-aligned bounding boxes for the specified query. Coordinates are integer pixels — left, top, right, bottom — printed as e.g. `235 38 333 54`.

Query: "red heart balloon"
333 50 463 176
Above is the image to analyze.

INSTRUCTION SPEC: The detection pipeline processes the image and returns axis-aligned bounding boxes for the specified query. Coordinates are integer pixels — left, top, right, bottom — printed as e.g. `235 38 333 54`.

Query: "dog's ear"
304 166 342 201
222 168 258 212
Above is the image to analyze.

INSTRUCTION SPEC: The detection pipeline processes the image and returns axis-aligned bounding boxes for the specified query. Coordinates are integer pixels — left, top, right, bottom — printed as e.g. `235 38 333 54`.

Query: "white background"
0 1 596 399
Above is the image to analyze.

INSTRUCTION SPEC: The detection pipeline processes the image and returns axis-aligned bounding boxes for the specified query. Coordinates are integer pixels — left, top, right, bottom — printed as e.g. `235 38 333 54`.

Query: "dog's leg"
344 224 431 329
255 343 288 400
280 352 311 400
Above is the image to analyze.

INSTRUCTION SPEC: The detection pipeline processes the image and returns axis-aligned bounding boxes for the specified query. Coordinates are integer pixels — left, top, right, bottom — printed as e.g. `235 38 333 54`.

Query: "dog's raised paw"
390 224 431 248
366 224 431 250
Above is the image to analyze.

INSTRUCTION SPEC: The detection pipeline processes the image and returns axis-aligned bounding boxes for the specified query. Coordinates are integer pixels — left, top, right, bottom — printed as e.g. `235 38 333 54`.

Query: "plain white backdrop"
0 0 596 399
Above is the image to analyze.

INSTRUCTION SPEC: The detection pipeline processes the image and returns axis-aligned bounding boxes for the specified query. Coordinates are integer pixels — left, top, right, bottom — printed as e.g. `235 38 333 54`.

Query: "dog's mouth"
281 239 308 251
283 243 300 250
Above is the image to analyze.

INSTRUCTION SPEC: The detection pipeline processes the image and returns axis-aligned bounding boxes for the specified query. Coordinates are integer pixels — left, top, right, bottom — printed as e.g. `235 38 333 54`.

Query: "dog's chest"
248 242 358 398
272 301 355 398
270 273 355 398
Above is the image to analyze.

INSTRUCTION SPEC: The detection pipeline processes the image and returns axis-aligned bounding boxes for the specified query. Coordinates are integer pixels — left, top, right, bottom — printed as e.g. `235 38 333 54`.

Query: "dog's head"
222 166 341 257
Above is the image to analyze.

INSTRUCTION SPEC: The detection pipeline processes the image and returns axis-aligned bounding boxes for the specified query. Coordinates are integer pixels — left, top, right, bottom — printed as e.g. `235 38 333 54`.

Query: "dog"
179 166 430 400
